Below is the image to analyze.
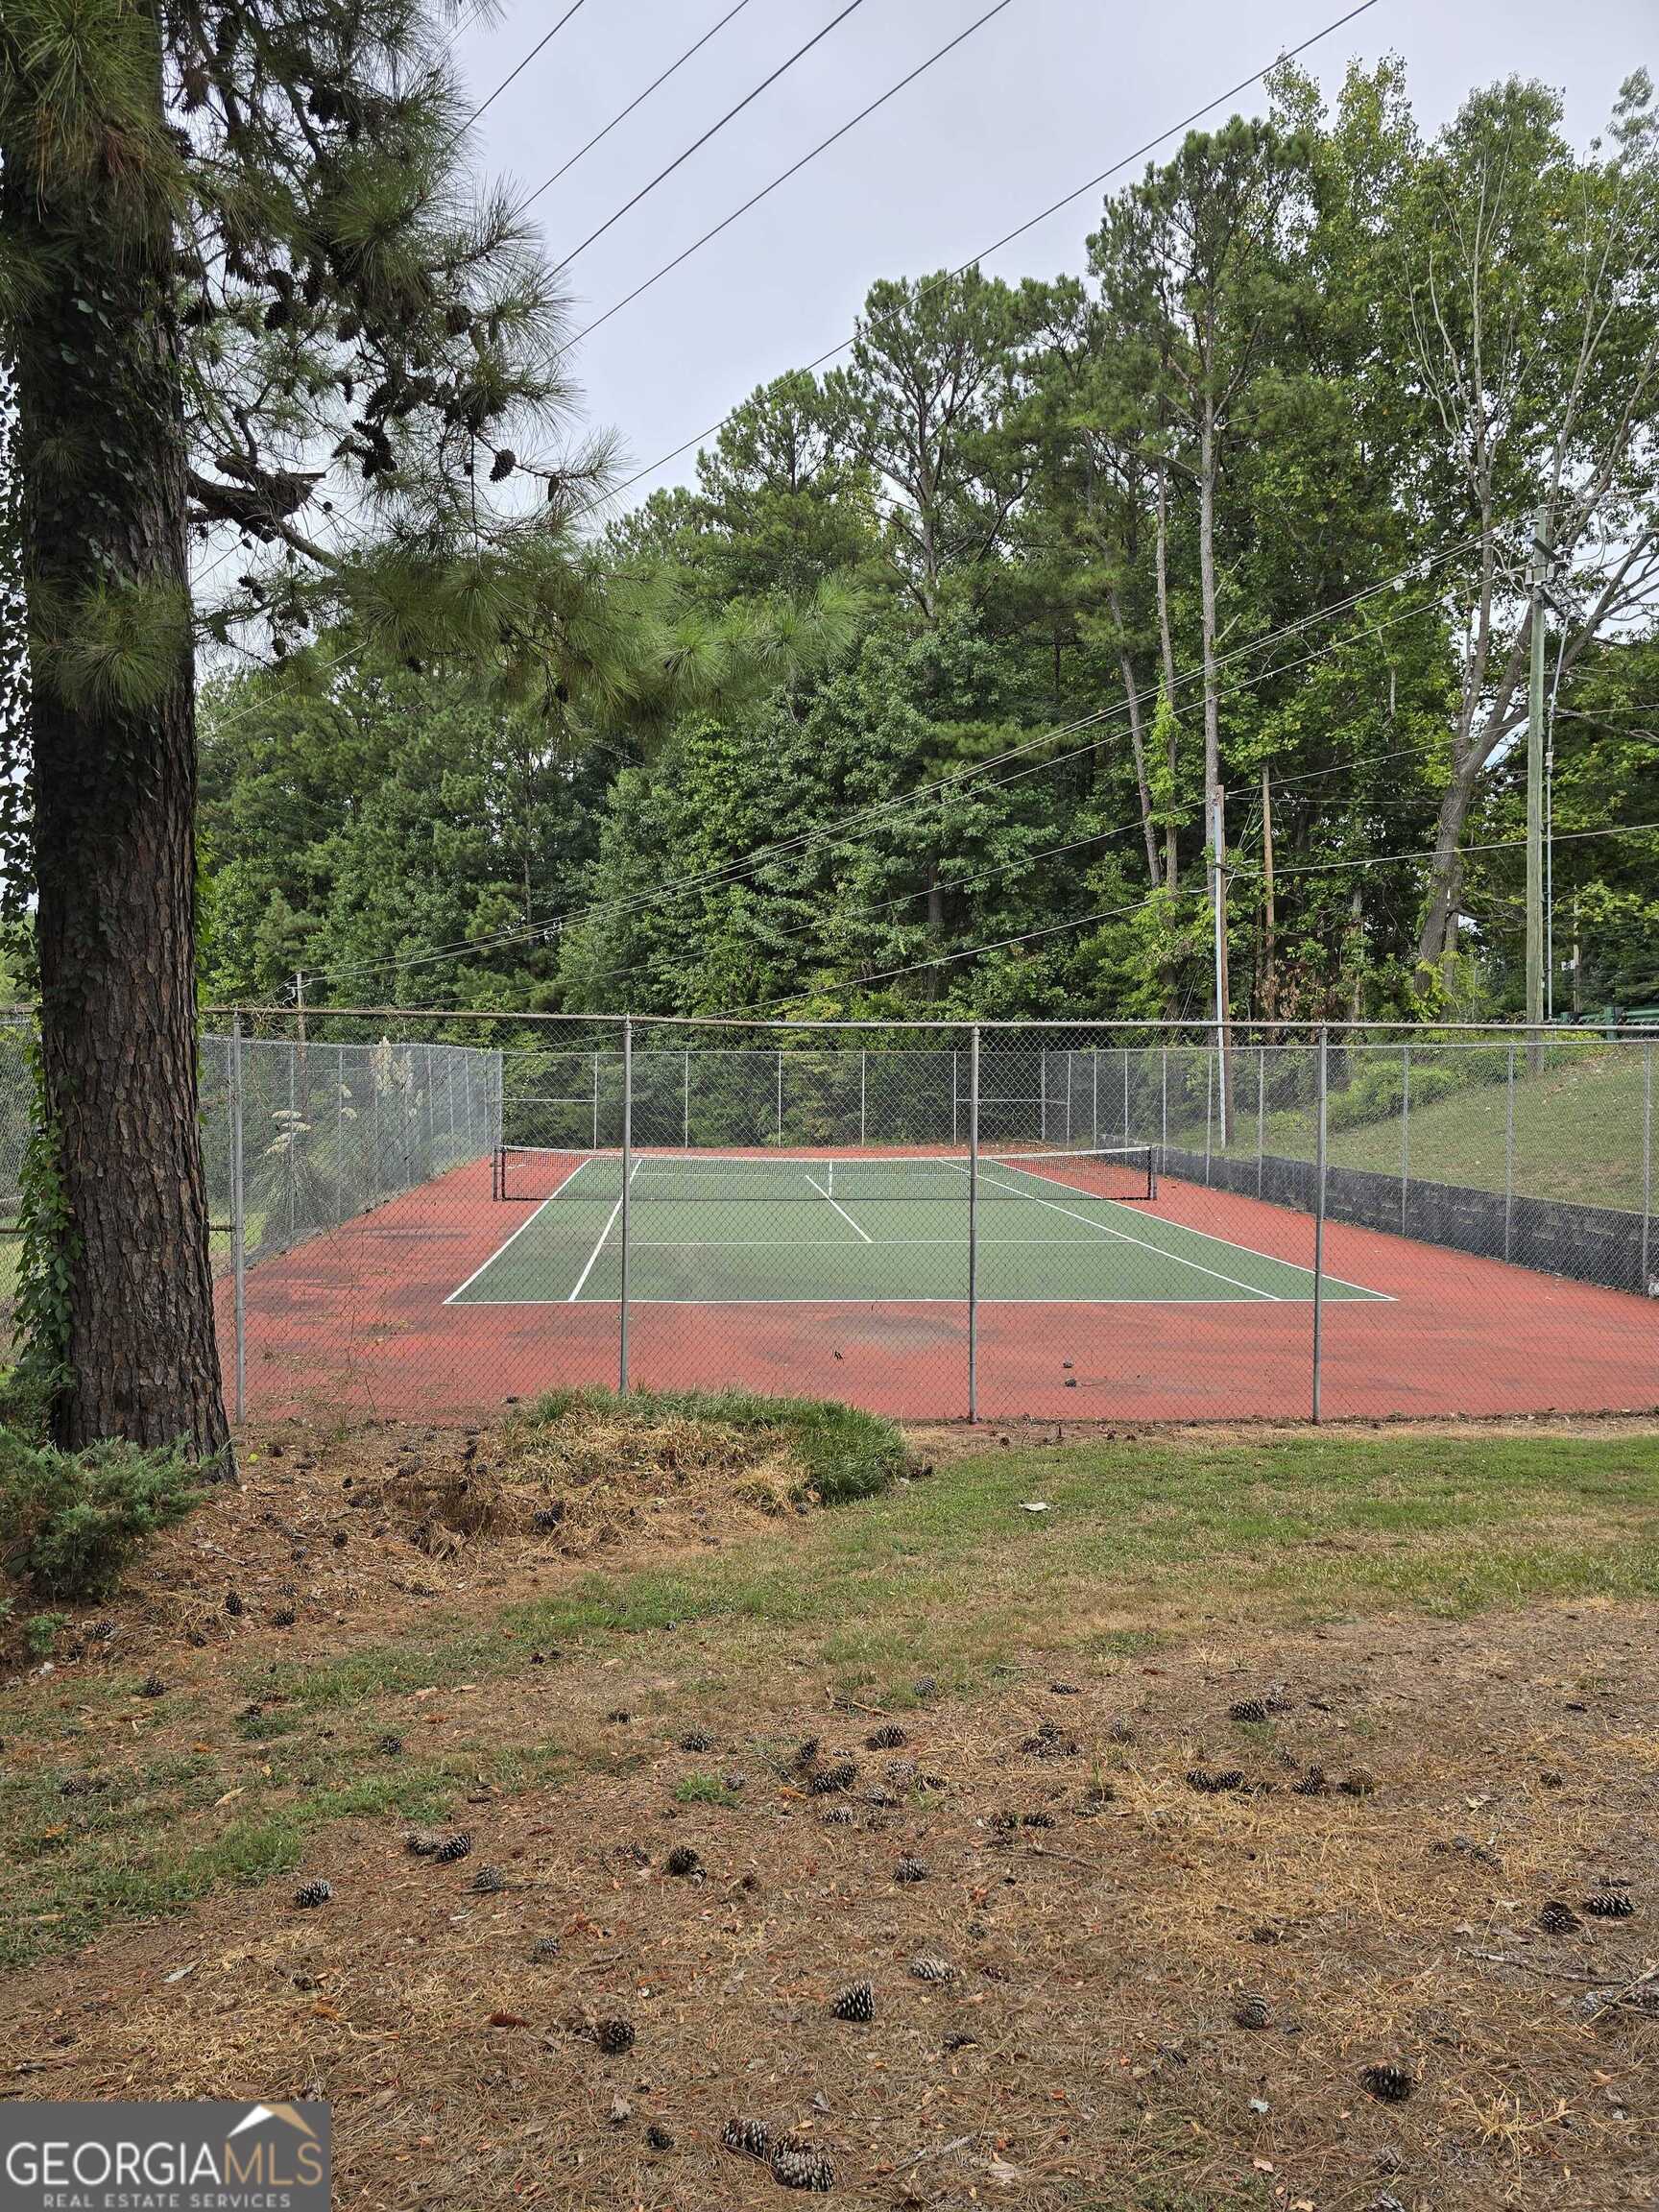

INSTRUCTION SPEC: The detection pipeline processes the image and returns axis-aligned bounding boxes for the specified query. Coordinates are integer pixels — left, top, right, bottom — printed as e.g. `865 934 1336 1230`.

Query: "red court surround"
217 1158 1659 1424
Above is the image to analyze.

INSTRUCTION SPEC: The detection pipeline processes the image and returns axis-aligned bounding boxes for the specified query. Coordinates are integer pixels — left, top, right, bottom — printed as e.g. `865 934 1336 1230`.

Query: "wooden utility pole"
1527 507 1550 1054
1260 761 1276 1020
1211 785 1233 1142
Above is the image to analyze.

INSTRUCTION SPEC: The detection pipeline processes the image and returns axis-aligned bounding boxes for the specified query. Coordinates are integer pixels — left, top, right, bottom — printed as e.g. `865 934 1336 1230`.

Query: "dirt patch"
0 1407 830 1683
3 1600 1656 2208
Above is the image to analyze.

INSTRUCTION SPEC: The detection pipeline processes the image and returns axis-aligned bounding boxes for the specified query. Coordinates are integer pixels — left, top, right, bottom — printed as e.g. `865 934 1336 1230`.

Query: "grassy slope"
1180 1040 1649 1212
3 1423 1657 1967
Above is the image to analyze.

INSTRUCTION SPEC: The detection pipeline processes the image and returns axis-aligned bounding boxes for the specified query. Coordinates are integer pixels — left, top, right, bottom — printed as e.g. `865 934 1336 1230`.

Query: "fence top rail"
189 1004 1659 1041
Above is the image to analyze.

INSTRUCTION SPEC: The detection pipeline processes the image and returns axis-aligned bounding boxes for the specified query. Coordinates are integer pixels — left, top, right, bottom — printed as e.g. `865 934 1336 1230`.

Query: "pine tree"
0 0 589 1452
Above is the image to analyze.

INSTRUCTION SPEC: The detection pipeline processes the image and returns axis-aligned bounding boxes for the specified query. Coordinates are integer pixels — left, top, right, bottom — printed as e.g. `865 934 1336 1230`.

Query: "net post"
1504 1037 1516 1262
1400 1041 1410 1235
619 1017 633 1395
968 1025 980 1423
229 1013 247 1426
1311 1023 1328 1424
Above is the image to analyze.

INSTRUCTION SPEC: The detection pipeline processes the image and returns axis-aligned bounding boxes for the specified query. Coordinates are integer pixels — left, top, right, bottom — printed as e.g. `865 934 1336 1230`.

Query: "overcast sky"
445 0 1653 523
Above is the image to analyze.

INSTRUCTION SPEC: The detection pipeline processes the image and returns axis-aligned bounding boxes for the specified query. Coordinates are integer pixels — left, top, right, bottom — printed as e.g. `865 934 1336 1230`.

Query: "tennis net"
493 1143 1157 1205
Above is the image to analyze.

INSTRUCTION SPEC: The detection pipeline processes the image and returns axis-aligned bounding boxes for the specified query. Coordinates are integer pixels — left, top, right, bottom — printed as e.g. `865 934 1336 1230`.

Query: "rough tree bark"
4 115 230 1458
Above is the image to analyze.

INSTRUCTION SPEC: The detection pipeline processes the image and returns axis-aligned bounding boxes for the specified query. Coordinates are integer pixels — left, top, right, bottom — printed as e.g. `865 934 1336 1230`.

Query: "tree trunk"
5 115 230 1458
1107 588 1159 884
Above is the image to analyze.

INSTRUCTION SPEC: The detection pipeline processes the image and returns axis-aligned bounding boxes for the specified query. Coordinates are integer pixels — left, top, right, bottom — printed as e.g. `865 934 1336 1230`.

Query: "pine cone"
293 1878 332 1909
1583 1887 1635 1918
908 1954 955 1983
594 2015 635 2056
679 1728 714 1752
1361 2062 1415 2104
471 1863 506 1894
664 1845 702 1879
1538 1900 1580 1935
830 1981 874 2023
865 1723 907 1750
1234 1993 1271 2031
770 2134 834 2192
1229 1697 1268 1723
432 1831 472 1863
894 1855 928 1884
809 1760 857 1795
721 2116 773 2161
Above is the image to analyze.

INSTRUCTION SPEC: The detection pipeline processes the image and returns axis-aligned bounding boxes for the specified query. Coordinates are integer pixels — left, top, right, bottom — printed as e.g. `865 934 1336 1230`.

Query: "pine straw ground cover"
1 1404 1657 2208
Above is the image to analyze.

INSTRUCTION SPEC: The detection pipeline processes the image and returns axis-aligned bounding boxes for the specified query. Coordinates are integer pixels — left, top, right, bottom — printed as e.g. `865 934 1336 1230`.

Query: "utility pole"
1527 507 1550 1057
1211 785 1232 1143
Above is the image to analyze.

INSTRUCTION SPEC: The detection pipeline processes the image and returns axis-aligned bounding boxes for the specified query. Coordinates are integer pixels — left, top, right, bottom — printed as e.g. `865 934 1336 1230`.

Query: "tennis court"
448 1144 1389 1309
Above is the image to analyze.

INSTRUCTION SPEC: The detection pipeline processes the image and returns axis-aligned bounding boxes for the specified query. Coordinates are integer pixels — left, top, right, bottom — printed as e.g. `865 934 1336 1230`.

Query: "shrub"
0 1430 204 1602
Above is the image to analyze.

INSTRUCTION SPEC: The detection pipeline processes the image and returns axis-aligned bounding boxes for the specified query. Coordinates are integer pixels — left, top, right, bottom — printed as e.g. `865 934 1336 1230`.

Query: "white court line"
958 1162 1283 1301
454 1291 1372 1308
566 1158 637 1303
803 1169 873 1244
444 1156 593 1306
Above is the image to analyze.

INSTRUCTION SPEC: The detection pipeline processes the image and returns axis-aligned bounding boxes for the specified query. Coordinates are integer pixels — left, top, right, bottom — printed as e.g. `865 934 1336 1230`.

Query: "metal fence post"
619 1016 633 1394
1311 1024 1328 1424
591 1049 600 1152
1643 1040 1652 1293
776 1049 783 1142
1400 1041 1410 1236
1204 1054 1214 1184
335 1044 345 1224
1504 1038 1516 1262
860 1048 867 1146
1122 1047 1130 1145
1161 1046 1168 1160
229 1015 247 1425
683 1047 691 1148
968 1023 980 1422
1256 1044 1265 1199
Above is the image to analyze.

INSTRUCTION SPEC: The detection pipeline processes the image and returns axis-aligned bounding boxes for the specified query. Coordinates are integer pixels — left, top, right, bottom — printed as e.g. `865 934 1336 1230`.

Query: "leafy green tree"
1379 71 1659 988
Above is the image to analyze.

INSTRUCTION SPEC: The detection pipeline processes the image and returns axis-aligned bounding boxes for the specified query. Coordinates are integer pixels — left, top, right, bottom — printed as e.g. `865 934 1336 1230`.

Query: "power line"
301 528 1487 994
508 0 758 207
749 825 1659 1019
461 0 589 132
558 0 1021 352
743 885 1203 1014
574 0 1382 519
542 0 872 266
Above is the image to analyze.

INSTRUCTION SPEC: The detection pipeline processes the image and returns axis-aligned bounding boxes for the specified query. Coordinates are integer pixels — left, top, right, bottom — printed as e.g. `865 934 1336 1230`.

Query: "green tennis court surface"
448 1149 1388 1307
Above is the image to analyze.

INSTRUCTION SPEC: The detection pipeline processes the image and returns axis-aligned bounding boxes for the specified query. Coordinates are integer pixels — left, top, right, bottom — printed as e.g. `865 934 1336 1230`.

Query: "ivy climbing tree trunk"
3 120 229 1460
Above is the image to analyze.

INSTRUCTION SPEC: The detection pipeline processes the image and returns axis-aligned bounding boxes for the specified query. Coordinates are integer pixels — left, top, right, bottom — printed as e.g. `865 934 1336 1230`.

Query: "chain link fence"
0 1008 1654 1424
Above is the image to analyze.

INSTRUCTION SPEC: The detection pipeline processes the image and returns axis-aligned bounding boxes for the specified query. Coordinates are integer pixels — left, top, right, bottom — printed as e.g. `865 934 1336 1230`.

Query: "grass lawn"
1168 1037 1650 1213
1 1402 1656 2207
